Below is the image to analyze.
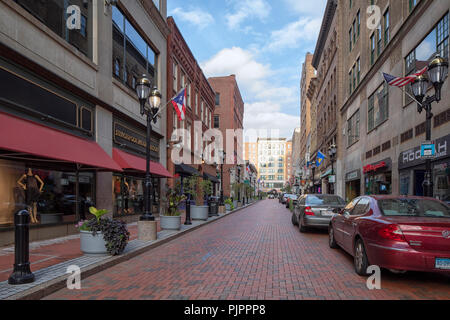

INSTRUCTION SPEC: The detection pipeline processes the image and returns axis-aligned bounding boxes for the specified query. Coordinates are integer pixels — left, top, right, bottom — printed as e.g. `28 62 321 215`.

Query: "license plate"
435 258 450 270
322 211 334 217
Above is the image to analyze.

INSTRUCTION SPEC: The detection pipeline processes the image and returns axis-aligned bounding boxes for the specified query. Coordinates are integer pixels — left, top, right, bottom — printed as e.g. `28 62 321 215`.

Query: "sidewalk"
0 201 258 300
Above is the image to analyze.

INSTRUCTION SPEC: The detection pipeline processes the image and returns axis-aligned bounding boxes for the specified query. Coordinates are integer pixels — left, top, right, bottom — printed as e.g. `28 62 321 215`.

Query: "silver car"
292 194 346 233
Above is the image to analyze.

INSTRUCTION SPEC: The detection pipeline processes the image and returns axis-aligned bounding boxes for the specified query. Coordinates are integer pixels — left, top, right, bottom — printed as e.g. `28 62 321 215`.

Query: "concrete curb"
8 200 260 300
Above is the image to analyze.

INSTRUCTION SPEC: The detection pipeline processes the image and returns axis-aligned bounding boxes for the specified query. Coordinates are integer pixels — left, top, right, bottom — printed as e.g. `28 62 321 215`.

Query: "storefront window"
434 162 450 202
366 172 392 195
15 0 93 59
0 160 95 227
113 175 160 217
399 173 410 196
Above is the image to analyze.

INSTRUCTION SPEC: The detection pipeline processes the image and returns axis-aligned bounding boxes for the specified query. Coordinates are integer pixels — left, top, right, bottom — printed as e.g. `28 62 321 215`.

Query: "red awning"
0 112 122 172
112 148 173 178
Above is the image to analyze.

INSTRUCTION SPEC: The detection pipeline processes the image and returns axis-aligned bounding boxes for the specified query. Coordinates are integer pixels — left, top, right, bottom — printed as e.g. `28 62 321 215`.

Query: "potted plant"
77 207 130 256
224 198 234 211
160 182 186 230
232 183 243 207
184 175 209 220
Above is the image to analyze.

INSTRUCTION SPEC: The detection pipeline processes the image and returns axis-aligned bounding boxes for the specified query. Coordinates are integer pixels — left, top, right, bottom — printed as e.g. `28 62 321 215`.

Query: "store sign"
114 122 159 156
399 134 450 170
345 170 361 181
363 161 387 174
328 175 336 183
421 142 436 159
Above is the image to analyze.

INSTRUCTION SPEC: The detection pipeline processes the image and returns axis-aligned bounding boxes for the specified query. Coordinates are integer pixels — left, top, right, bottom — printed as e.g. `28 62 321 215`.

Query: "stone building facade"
0 0 169 245
338 0 450 201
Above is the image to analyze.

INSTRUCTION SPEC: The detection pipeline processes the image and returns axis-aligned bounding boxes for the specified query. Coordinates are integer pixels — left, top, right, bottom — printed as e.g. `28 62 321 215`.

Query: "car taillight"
304 207 314 216
378 224 407 242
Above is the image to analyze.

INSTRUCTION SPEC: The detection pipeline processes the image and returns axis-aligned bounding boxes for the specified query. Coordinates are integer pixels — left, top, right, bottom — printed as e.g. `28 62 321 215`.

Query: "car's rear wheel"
354 239 369 276
329 225 338 249
291 212 298 226
299 215 307 233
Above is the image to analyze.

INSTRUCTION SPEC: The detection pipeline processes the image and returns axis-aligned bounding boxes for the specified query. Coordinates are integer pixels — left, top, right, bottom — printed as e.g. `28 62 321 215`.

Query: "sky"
167 0 328 141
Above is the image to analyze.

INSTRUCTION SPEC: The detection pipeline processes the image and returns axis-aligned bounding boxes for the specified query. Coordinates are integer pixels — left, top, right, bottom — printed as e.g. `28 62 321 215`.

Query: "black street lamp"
411 55 448 198
219 150 226 206
136 75 161 221
328 144 337 194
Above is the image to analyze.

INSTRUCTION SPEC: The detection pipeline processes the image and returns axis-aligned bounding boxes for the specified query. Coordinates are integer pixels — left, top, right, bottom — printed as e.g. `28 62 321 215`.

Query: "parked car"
329 195 450 276
292 194 346 232
268 194 275 199
285 194 298 208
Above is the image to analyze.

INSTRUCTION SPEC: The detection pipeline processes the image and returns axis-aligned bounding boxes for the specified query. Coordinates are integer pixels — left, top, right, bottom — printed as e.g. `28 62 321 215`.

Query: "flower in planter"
164 182 187 216
79 207 130 256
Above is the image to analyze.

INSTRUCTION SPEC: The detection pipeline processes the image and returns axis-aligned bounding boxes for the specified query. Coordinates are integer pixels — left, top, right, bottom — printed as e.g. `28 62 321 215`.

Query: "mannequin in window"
17 168 44 224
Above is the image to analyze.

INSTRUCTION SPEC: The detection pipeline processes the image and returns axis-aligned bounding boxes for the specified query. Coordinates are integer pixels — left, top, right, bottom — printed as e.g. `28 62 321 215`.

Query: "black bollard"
185 195 192 225
8 210 35 285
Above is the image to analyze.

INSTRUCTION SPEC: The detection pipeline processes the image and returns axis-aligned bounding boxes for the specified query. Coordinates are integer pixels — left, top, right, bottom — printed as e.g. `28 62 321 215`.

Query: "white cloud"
266 17 322 51
201 47 300 139
283 0 327 17
226 0 271 30
170 7 214 29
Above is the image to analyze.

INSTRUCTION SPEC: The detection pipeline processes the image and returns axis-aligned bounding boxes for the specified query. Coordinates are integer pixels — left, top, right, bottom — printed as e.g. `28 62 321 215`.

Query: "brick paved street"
45 200 450 300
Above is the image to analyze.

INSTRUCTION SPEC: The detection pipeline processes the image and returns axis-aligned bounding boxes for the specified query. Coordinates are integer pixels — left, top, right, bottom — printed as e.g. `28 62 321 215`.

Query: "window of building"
349 70 352 95
401 129 414 143
0 162 95 227
405 13 449 105
377 24 382 56
409 0 418 13
353 19 357 44
347 109 360 147
113 7 157 90
357 10 361 37
215 93 220 106
357 58 361 85
114 59 121 78
349 27 353 52
214 115 220 128
187 82 191 109
370 34 375 65
368 83 389 132
15 0 93 58
384 9 390 46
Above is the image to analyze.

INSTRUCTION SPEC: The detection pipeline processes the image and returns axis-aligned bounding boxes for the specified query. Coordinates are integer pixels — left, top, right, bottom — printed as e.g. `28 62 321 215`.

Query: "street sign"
421 142 436 159
329 175 336 183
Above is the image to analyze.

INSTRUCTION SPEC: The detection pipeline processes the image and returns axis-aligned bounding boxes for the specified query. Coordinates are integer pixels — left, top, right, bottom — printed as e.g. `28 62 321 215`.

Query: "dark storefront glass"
113 175 160 217
0 160 95 227
14 0 92 58
365 172 392 195
434 161 450 203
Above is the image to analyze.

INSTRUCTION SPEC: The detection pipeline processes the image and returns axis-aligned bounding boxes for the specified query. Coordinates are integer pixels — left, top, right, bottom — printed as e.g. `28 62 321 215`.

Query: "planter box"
225 204 231 211
160 215 182 230
80 230 107 255
191 205 209 221
233 200 238 208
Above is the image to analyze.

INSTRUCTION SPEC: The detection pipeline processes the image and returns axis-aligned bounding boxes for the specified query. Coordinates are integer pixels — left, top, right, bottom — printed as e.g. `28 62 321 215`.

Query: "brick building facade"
208 75 244 199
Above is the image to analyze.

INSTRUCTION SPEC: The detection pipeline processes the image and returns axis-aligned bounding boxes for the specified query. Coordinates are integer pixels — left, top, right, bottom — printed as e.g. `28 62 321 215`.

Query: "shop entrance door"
414 170 425 196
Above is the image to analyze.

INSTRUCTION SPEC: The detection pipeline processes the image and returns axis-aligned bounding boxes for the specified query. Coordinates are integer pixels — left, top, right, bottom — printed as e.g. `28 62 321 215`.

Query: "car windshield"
286 194 297 199
378 199 450 218
306 195 346 206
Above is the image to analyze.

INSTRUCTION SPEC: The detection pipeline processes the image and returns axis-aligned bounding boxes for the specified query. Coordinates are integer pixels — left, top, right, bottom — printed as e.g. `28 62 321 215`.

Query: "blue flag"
316 151 326 167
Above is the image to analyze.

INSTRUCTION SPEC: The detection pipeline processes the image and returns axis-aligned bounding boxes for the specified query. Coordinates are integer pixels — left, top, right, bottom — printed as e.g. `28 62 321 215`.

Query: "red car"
329 195 450 276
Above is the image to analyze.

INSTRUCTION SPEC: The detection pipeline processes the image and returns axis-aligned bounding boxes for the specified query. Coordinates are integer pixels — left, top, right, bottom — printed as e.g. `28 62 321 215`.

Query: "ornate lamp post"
411 55 448 197
136 75 161 221
328 144 337 194
219 150 226 206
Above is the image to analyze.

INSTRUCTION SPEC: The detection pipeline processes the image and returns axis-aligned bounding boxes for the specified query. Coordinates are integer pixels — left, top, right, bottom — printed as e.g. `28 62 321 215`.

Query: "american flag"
382 67 427 87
